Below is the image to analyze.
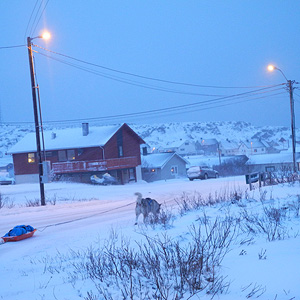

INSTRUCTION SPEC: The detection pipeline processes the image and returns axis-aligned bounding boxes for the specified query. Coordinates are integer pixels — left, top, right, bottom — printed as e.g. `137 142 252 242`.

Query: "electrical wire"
33 44 281 89
35 51 227 97
28 0 44 36
24 0 40 40
0 45 26 49
35 50 285 98
30 0 50 37
2 86 286 125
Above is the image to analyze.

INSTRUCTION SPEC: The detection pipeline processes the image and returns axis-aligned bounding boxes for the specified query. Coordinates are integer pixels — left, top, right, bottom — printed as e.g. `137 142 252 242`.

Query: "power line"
24 0 40 40
0 45 26 49
33 44 281 89
35 49 285 97
35 51 226 97
30 0 50 37
3 86 286 125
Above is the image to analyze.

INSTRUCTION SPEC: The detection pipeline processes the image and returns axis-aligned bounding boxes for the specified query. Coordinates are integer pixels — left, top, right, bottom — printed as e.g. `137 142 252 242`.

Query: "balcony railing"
52 156 139 174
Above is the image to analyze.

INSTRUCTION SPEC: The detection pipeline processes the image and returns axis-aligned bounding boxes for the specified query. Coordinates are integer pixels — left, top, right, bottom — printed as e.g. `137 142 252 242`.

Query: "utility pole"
267 65 298 173
288 80 297 173
27 37 46 206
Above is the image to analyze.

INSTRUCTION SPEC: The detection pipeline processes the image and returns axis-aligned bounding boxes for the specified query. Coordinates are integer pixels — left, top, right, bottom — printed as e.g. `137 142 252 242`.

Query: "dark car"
187 166 219 181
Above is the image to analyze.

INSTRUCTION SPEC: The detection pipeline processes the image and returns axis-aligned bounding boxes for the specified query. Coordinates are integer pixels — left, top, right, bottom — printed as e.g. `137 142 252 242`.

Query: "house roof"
219 140 239 150
241 140 270 149
142 153 188 169
200 138 218 145
8 123 144 154
246 152 300 165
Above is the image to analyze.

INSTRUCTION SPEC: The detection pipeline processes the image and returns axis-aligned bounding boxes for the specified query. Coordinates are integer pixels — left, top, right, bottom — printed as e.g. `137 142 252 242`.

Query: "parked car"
0 175 15 185
187 166 219 181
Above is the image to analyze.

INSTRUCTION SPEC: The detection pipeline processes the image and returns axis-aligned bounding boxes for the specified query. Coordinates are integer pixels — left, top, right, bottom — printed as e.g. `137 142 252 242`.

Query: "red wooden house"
8 123 145 184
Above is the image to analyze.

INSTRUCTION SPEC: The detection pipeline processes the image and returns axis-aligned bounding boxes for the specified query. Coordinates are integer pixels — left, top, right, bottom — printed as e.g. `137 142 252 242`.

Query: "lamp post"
27 32 50 206
268 65 297 173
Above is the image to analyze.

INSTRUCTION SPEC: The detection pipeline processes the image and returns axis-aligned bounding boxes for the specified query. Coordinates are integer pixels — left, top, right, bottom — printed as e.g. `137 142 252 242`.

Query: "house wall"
104 126 142 164
247 162 295 173
142 156 187 182
142 168 162 182
176 141 197 155
161 156 187 180
15 173 39 184
12 147 104 176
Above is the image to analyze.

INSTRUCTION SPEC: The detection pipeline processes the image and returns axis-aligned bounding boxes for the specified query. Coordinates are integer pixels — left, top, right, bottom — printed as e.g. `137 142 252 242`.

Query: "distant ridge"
0 121 296 154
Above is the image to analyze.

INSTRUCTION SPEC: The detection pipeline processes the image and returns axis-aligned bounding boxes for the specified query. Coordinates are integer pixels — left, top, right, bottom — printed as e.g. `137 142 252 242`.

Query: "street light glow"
267 64 275 72
41 31 51 40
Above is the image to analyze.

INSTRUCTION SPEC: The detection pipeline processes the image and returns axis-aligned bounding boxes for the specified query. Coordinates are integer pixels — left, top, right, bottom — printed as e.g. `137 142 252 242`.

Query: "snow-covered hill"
0 121 298 166
130 121 295 148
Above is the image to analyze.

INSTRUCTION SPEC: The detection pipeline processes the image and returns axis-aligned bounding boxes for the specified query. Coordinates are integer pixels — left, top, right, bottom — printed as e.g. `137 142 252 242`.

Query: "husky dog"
134 192 161 224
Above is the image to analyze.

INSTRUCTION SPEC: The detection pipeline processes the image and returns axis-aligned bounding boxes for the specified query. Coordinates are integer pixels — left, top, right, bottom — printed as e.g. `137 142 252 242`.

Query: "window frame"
27 153 35 164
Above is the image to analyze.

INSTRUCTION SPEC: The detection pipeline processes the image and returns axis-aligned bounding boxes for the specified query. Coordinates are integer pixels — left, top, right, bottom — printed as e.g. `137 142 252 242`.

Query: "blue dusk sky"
1 1 300 127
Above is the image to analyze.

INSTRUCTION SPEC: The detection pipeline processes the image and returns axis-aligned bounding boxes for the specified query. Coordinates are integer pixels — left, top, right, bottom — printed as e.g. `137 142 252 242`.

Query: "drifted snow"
0 177 299 299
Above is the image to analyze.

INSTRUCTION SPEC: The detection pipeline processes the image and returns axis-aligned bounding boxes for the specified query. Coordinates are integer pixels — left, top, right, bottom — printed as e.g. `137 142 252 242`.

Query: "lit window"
151 169 156 173
28 153 35 163
171 166 178 175
67 150 76 161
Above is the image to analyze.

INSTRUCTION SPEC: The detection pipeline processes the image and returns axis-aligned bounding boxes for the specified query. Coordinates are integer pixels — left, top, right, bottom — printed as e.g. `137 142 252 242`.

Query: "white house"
160 140 197 155
238 140 270 156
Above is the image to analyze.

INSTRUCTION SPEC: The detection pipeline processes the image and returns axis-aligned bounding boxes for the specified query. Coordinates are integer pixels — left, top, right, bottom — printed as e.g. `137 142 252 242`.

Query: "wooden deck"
52 156 139 174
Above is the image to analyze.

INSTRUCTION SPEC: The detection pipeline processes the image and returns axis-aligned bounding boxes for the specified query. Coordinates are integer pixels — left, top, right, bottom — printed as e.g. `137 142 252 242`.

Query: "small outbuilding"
246 152 300 173
141 152 188 182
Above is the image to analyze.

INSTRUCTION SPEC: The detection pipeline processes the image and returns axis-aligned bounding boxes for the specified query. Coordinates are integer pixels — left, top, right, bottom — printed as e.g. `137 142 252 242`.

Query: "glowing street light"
27 32 51 206
41 31 51 40
267 64 297 172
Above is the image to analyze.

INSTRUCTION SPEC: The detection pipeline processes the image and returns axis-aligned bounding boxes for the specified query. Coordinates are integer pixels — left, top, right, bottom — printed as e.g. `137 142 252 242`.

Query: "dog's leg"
143 212 148 223
135 207 140 225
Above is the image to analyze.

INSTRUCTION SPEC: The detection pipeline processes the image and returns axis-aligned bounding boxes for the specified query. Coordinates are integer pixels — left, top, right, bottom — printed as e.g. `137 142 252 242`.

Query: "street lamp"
27 32 50 206
268 64 297 173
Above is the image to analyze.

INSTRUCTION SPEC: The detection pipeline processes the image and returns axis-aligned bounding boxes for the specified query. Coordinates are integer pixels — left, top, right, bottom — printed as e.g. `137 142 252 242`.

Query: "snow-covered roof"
241 139 270 149
200 138 218 146
246 152 300 165
219 140 239 150
8 125 123 154
142 153 188 168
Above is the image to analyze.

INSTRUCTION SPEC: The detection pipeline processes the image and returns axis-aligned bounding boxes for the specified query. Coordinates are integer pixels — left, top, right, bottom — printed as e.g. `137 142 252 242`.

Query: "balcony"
52 156 139 174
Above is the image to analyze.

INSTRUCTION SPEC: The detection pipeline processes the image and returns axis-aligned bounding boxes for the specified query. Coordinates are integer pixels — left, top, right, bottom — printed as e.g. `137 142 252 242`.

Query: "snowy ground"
0 176 300 299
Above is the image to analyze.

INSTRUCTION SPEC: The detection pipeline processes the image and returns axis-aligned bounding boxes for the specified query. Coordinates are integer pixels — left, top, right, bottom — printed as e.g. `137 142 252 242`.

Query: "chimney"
82 123 89 136
51 132 56 139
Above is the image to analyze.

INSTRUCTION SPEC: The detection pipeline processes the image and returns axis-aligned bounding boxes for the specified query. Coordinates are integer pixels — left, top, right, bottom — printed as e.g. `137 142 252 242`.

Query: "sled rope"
38 201 136 232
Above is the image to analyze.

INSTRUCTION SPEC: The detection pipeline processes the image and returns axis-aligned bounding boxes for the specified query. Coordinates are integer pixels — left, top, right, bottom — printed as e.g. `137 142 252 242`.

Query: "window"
118 145 123 157
28 153 35 163
46 151 55 157
58 151 67 162
67 150 75 161
58 150 76 162
265 166 275 172
171 165 178 175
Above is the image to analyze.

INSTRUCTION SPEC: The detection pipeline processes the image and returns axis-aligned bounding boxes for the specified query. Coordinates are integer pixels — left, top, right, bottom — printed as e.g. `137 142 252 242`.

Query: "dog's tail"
135 192 142 203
